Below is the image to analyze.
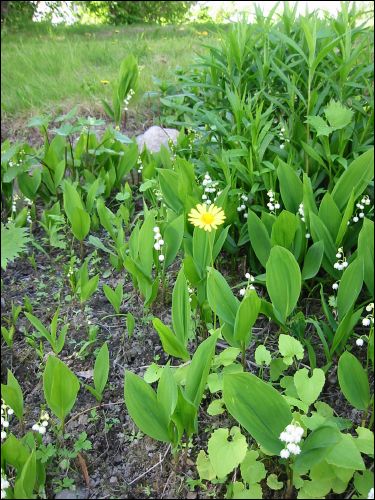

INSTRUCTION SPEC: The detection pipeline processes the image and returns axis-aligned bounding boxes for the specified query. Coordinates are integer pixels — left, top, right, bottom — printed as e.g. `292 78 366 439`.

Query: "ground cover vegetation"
1 1 374 499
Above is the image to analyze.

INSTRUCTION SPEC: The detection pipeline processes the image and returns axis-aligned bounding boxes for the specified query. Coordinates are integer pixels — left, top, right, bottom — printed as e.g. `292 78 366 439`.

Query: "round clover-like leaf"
255 345 272 366
207 427 247 478
267 474 284 490
278 334 304 366
294 368 325 407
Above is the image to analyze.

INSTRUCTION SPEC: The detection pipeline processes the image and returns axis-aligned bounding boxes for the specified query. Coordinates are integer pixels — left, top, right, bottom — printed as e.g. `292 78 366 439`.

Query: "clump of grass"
1 22 219 119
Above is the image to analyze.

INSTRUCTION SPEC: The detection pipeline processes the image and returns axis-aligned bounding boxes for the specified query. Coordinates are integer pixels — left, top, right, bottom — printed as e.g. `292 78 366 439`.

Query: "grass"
1 22 219 120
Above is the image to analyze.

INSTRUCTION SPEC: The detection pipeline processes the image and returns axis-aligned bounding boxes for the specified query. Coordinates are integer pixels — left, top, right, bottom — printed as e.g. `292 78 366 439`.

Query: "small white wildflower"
6 409 13 416
245 273 251 280
280 144 285 149
366 303 374 312
158 255 165 262
356 338 364 347
274 203 281 209
332 282 339 290
362 318 371 327
305 233 311 239
280 449 290 459
32 424 40 432
359 212 365 218
239 288 246 297
353 216 359 223
336 252 342 258
1 431 6 441
153 227 160 233
244 213 248 218
368 487 374 499
206 199 212 205
202 194 207 200
38 426 46 435
154 243 160 251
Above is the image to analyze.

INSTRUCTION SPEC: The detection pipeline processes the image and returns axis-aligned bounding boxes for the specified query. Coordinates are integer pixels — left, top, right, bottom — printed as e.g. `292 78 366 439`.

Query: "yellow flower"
100 80 110 85
188 203 226 232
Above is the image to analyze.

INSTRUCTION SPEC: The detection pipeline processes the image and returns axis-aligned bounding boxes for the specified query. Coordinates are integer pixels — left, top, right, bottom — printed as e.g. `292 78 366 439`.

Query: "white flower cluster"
352 195 371 223
137 157 143 174
368 487 374 499
1 469 10 499
333 247 348 271
201 172 221 205
298 203 305 222
237 193 249 218
31 410 50 435
362 303 374 327
279 126 290 149
297 203 311 238
187 284 195 303
279 423 304 459
123 88 135 111
153 227 165 262
239 272 255 297
8 149 25 170
266 190 281 213
11 193 20 214
1 401 14 441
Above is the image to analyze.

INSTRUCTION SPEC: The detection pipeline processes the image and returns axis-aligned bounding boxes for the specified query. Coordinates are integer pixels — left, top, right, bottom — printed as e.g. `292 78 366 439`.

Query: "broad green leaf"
338 351 370 411
14 450 36 499
158 169 183 213
332 149 374 211
302 241 324 280
326 433 365 470
70 208 90 241
103 283 122 314
223 372 292 454
318 193 341 242
172 269 192 346
277 162 303 213
185 331 219 408
207 268 239 326
357 219 374 296
247 210 272 267
234 290 261 347
208 427 247 478
94 342 109 396
157 365 178 421
153 318 190 361
164 214 184 267
43 356 80 423
336 258 364 320
310 213 337 272
266 246 301 323
355 427 374 456
18 169 41 200
335 190 355 246
271 211 299 250
294 426 341 472
1 371 24 421
124 371 171 443
294 368 325 407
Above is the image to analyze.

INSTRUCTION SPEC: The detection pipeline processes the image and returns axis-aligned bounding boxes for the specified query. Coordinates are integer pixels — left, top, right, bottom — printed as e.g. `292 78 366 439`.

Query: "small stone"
109 476 118 484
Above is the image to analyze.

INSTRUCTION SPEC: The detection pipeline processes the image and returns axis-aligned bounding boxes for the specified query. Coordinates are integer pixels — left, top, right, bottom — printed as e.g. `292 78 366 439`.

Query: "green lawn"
1 22 218 120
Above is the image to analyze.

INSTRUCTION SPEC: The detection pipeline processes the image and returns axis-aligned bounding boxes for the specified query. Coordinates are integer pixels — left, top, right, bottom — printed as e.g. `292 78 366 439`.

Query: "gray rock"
136 126 179 153
54 488 88 499
109 476 118 484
